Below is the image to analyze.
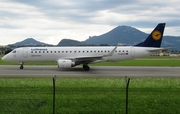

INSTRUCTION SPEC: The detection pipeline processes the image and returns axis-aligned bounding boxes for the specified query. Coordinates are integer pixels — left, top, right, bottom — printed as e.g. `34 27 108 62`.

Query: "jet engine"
57 59 75 68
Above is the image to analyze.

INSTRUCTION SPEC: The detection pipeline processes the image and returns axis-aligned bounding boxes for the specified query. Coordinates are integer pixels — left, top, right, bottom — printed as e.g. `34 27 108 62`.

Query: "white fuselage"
3 46 157 63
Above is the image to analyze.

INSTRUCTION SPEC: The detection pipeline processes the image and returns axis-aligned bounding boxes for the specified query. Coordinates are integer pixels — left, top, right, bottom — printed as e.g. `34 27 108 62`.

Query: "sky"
0 0 180 45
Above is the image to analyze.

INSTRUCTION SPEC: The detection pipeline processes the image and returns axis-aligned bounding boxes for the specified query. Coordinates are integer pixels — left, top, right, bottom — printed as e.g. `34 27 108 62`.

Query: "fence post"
52 75 56 114
125 76 130 114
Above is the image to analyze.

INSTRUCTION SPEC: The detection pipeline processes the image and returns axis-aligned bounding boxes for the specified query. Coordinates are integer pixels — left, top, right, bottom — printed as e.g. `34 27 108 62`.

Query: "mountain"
162 36 180 51
11 38 53 46
83 25 147 46
57 39 86 46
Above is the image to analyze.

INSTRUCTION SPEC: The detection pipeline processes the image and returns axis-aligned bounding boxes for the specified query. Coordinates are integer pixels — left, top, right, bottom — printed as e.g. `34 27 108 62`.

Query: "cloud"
5 0 180 24
0 0 180 45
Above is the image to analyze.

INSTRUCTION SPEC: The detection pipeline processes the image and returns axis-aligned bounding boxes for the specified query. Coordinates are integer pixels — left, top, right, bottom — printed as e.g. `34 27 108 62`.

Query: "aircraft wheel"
20 65 24 69
83 65 90 71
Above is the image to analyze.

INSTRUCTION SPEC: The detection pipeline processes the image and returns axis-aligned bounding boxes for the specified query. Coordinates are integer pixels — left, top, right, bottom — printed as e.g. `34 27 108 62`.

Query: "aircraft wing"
62 45 118 64
64 55 104 63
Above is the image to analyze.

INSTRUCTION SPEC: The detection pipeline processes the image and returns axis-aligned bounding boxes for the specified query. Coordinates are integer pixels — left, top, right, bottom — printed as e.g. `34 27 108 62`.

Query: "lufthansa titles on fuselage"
31 48 48 51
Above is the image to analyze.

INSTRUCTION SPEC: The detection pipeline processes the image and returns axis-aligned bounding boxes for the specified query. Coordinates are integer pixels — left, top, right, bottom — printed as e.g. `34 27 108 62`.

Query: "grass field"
0 78 180 113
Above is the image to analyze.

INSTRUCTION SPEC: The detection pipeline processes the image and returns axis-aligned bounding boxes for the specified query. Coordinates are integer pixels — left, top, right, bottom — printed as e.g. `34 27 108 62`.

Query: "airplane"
2 23 167 71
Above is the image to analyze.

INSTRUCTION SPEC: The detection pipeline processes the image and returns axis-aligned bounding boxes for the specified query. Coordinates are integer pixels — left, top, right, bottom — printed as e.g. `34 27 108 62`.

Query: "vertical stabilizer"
135 23 166 47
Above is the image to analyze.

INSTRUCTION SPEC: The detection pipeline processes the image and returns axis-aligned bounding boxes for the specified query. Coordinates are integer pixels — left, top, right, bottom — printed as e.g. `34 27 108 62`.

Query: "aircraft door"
23 48 28 58
130 46 135 57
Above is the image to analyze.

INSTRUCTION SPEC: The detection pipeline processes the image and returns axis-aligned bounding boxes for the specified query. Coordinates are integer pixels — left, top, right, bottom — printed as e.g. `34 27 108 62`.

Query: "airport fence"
0 77 180 114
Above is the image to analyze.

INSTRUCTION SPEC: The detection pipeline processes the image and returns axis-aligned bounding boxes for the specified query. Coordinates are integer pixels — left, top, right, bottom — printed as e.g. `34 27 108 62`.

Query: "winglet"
104 45 118 56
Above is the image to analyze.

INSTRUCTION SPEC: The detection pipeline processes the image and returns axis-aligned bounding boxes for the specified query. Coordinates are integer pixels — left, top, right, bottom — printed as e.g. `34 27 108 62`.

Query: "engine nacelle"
57 59 75 68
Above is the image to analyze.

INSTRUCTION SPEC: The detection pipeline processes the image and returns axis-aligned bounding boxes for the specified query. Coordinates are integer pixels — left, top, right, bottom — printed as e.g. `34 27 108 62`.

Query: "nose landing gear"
19 62 24 69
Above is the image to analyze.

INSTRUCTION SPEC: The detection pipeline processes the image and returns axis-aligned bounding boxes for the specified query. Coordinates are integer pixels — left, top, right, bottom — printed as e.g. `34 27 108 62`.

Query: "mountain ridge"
83 25 147 45
10 38 53 46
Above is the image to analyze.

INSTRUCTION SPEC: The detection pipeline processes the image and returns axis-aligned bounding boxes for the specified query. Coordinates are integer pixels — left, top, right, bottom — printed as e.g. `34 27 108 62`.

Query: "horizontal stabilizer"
147 48 169 52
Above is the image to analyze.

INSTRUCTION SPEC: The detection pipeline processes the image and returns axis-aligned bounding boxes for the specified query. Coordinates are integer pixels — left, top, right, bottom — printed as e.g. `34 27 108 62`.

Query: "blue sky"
0 0 180 45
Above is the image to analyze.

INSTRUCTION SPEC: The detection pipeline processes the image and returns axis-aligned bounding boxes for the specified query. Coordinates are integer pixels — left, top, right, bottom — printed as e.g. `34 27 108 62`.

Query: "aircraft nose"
2 55 8 61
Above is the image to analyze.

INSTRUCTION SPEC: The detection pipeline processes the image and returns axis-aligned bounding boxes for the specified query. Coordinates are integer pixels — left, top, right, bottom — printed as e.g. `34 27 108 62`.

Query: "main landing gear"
83 64 90 71
19 62 24 69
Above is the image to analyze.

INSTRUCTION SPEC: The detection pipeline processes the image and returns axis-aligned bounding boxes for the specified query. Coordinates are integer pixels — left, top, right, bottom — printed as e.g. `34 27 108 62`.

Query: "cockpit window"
12 50 16 53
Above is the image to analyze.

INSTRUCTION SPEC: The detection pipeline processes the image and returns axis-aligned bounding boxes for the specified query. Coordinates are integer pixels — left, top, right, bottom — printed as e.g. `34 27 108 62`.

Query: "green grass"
0 78 180 113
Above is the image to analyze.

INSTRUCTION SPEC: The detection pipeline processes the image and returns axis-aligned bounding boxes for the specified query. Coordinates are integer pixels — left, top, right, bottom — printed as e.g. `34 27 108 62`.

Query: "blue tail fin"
135 23 166 47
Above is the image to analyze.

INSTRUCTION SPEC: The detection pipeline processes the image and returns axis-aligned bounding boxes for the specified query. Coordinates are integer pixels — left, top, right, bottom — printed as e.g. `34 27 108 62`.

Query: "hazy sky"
0 0 180 45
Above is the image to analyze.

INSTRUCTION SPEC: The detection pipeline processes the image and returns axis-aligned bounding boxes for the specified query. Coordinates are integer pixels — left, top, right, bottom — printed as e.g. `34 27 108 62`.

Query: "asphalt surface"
0 65 180 78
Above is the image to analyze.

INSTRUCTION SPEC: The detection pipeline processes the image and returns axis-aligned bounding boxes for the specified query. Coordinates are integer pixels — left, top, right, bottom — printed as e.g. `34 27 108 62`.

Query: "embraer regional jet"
2 23 167 71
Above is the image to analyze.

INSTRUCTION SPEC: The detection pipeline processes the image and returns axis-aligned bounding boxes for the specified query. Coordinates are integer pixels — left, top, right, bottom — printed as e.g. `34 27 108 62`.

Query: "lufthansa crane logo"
152 30 161 40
